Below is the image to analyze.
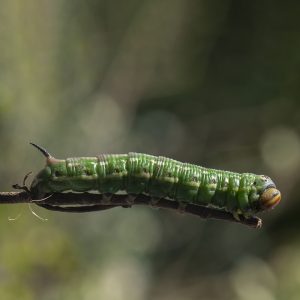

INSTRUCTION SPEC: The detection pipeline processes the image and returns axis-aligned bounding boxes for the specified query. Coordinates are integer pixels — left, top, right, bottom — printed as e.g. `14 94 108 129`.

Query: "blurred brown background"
0 1 299 299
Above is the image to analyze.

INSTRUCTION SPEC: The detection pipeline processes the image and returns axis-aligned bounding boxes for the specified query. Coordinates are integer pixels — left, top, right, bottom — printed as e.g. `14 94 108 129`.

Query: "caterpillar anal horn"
30 142 52 158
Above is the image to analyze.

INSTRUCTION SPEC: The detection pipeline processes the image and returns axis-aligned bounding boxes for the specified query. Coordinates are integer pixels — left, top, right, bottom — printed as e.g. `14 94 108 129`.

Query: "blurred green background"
0 0 299 299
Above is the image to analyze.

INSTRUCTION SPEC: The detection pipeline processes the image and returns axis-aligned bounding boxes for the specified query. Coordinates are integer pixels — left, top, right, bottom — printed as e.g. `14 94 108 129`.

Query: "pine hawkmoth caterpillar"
28 143 281 221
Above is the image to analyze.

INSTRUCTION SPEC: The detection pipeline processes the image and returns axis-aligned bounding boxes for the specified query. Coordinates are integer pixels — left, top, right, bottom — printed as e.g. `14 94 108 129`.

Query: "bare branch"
0 191 262 228
0 192 31 203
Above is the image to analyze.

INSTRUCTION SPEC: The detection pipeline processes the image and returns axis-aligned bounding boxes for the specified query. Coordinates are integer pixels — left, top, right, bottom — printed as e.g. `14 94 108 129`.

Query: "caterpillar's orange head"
250 175 281 212
260 187 281 210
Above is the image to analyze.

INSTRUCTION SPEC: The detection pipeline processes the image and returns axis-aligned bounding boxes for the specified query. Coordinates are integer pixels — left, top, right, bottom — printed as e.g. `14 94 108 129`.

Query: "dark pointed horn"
30 142 52 158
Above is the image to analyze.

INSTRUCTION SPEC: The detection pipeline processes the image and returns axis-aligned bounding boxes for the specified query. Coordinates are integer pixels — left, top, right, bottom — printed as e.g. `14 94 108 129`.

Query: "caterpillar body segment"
30 144 281 219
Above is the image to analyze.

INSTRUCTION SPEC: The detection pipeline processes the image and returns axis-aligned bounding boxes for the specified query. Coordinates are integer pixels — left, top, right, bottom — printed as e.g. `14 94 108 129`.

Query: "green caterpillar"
29 143 281 219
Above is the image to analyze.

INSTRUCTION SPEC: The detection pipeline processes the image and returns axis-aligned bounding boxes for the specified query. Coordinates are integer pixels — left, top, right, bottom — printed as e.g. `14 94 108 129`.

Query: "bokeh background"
0 1 299 299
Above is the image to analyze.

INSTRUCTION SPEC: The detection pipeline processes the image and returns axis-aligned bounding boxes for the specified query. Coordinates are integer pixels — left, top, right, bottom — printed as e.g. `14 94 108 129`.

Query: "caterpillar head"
252 175 281 211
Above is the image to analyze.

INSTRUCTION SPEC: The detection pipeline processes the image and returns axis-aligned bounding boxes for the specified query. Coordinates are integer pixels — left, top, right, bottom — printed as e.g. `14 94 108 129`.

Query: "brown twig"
0 191 262 228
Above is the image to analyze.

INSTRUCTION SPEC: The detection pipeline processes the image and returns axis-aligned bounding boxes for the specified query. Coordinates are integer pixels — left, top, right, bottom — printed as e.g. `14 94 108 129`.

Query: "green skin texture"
30 153 276 216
